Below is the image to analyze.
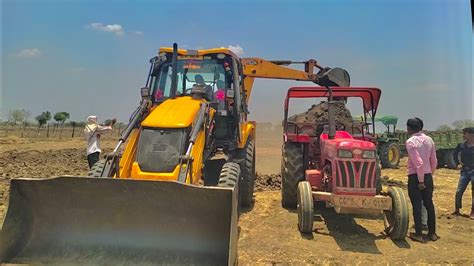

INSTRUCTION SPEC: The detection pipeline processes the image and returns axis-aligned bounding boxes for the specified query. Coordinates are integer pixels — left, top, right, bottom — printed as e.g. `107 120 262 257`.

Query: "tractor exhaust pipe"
327 86 336 139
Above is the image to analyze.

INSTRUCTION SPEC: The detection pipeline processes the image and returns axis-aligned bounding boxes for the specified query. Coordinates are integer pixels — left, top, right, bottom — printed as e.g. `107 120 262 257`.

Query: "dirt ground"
1 129 473 264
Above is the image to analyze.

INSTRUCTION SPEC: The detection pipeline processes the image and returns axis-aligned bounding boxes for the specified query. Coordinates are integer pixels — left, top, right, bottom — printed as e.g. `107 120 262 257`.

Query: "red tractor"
281 86 409 240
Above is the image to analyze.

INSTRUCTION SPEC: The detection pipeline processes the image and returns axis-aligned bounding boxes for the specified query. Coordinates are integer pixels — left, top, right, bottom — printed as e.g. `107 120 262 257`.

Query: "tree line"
437 120 474 131
4 109 125 129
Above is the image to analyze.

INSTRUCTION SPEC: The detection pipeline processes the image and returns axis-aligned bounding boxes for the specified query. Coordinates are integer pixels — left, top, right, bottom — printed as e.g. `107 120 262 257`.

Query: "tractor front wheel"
379 141 401 169
297 181 314 234
384 186 409 240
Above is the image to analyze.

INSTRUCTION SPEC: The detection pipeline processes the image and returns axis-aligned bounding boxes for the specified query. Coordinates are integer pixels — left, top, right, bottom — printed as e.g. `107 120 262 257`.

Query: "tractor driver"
194 74 215 101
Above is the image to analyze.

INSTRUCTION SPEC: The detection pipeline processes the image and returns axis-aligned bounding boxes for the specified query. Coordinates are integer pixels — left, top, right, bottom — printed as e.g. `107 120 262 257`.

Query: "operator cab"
147 49 244 149
149 54 230 102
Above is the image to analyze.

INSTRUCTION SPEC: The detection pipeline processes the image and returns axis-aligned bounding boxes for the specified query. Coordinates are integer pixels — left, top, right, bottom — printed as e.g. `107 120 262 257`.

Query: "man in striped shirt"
405 117 439 242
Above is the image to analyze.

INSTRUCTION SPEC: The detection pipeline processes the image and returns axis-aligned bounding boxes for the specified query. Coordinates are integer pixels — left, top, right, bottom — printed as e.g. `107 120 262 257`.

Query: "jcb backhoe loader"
0 43 349 265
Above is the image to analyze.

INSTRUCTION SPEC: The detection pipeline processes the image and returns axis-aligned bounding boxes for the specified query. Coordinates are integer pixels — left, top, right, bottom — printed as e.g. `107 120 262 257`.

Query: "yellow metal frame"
118 46 324 183
239 121 256 148
119 96 214 184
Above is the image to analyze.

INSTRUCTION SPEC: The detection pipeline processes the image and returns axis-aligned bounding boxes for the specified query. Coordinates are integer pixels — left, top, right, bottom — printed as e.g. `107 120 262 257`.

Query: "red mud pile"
288 101 354 130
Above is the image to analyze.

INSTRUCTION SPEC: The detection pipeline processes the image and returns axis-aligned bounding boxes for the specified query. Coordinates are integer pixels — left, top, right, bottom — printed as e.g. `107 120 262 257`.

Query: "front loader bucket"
0 176 238 265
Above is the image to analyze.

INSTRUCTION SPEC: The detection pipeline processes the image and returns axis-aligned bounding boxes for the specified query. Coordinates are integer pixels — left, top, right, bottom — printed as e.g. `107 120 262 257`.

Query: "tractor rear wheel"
297 181 314 234
281 143 305 209
87 159 106 178
436 150 446 168
379 141 401 169
237 137 256 207
444 149 458 169
384 186 409 240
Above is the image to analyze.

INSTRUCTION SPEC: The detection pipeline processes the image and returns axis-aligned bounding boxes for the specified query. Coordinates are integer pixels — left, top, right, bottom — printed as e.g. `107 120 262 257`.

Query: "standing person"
452 127 474 219
405 117 439 242
84 115 116 169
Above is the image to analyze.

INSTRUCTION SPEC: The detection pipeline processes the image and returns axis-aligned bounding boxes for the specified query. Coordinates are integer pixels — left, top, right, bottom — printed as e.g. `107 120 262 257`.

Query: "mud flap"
0 176 238 265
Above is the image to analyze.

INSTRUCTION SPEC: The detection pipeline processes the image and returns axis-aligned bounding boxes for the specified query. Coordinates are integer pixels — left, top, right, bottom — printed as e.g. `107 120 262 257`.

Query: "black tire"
379 141 401 169
217 162 240 188
237 137 256 207
297 181 314 234
281 142 305 209
436 150 446 168
87 159 106 178
384 186 409 240
218 162 241 214
444 149 458 169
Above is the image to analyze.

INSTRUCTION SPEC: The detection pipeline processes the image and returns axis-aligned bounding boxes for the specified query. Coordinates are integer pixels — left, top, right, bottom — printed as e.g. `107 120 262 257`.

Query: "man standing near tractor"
452 127 474 219
405 117 439 242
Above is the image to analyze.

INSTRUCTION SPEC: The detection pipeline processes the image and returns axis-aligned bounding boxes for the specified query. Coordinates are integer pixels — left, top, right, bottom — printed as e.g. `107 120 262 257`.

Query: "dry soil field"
1 128 473 264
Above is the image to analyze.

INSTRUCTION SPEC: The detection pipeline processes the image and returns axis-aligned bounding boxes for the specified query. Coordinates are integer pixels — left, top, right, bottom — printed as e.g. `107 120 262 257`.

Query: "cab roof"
285 87 381 113
158 47 239 59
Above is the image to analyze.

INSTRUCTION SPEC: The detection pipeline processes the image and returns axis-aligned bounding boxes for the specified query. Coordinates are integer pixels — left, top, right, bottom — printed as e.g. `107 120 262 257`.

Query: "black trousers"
87 152 100 169
408 174 436 235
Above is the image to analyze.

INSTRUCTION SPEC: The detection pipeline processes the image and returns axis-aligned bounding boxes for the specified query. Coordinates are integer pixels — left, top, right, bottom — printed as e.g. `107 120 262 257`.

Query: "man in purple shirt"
405 117 439 242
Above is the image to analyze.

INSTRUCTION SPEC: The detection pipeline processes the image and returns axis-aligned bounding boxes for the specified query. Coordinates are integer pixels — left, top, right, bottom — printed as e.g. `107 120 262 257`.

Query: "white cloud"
133 31 143 35
227 45 244 56
88 22 124 36
14 48 42 58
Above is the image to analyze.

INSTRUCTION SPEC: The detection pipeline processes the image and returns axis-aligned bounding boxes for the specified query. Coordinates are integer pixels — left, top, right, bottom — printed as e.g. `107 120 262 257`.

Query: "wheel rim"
297 190 303 228
388 146 399 164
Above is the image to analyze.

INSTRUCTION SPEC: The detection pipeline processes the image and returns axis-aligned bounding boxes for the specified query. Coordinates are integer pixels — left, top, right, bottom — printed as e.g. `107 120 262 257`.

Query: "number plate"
332 195 392 210
178 55 203 60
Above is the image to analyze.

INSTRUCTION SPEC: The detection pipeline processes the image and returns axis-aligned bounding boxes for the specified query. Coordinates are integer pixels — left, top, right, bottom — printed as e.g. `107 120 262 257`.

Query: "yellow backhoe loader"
0 43 349 265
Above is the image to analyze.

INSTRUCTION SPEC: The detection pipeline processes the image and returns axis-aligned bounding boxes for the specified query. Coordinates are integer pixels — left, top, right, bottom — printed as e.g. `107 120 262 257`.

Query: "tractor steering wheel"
335 122 346 131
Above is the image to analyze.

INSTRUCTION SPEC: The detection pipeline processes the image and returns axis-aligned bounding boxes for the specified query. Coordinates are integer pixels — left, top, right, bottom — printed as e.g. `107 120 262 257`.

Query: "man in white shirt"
84 116 115 168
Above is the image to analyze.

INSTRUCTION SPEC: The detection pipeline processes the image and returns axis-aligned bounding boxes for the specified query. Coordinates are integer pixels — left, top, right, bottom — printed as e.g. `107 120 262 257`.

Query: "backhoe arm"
241 57 349 101
242 58 321 82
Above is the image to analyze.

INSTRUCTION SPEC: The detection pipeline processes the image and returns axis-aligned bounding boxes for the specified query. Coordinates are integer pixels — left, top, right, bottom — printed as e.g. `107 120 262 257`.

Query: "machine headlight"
362 150 376 159
337 149 353 158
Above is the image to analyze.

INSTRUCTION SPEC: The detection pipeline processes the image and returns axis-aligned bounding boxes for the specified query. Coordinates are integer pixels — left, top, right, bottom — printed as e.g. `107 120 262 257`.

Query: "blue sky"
1 0 472 130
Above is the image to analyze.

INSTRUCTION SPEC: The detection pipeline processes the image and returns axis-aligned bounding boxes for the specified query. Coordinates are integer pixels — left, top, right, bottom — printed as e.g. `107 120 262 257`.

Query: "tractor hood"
142 97 204 128
324 138 376 150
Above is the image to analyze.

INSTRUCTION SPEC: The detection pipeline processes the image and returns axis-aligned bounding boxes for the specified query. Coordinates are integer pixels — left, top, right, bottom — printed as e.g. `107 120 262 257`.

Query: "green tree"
54 112 70 126
463 120 474 127
452 120 464 129
35 111 51 128
452 120 474 129
9 109 30 125
437 124 452 131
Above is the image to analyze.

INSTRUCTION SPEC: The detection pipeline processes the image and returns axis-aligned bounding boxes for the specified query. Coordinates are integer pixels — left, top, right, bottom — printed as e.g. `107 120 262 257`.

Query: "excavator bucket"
0 176 238 265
